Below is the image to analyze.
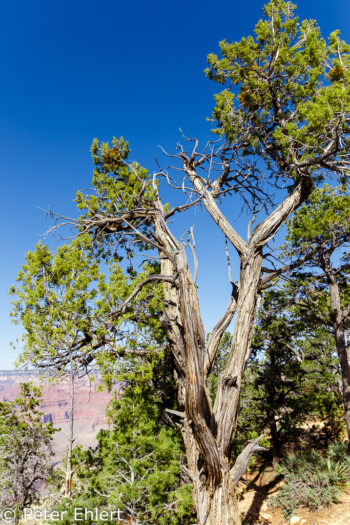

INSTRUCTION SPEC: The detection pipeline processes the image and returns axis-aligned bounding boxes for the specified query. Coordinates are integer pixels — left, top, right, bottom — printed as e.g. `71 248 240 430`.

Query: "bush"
327 442 350 463
269 447 350 518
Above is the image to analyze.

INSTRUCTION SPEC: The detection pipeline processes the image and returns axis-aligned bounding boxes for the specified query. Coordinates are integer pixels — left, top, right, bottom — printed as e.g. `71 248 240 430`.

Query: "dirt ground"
237 466 350 524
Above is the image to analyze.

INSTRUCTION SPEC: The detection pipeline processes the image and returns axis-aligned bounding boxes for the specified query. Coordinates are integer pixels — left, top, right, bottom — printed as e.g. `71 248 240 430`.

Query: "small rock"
290 517 301 525
260 511 272 522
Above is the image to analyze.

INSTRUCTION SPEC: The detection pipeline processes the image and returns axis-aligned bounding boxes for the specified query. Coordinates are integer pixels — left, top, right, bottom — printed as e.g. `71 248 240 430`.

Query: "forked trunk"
155 210 269 524
150 168 311 524
180 253 263 524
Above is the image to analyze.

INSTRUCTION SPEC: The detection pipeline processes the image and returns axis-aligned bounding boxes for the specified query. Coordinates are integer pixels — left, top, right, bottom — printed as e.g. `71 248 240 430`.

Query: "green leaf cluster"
206 0 350 183
10 234 166 375
285 184 350 248
49 361 194 524
233 287 344 459
75 137 159 255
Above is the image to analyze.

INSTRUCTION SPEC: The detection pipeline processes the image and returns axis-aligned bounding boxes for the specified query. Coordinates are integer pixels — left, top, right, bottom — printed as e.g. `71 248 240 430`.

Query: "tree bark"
269 413 280 466
154 211 241 523
213 251 263 457
162 249 263 524
182 419 240 525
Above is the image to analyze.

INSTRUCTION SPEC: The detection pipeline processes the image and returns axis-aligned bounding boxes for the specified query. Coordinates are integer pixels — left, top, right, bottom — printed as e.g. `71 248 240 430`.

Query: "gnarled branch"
230 435 267 486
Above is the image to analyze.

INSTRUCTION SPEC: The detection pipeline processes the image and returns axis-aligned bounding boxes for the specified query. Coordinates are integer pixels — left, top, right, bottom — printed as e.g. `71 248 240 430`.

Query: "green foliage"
10 234 165 377
280 184 350 337
0 384 55 521
206 0 350 183
280 184 350 441
233 287 344 460
284 184 350 249
282 186 350 337
75 137 158 255
49 360 194 524
10 235 106 370
327 441 350 461
269 447 350 518
77 137 153 215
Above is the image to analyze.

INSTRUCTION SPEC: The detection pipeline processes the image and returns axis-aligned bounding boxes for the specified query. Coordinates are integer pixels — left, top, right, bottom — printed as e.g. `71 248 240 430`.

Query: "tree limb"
230 435 267 486
108 275 177 319
165 408 186 418
183 164 248 256
250 180 312 249
205 294 237 376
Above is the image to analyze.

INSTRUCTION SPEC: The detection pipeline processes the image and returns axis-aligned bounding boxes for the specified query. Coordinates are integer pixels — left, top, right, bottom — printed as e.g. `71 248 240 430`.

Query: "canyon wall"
0 370 120 464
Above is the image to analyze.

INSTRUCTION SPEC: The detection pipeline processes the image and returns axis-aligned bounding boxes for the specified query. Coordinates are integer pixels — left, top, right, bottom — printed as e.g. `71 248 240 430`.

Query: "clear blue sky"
1 0 349 369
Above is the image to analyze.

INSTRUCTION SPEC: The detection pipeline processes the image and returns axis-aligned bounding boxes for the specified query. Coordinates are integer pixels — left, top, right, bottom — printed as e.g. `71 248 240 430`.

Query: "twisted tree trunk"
158 234 264 522
182 419 239 525
153 180 310 524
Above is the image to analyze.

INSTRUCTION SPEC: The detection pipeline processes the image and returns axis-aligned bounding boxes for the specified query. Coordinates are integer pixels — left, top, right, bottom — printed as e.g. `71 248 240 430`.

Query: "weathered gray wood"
230 435 267 486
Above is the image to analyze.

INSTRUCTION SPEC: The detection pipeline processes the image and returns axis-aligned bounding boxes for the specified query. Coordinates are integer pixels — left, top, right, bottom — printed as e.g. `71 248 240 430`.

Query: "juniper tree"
0 384 55 523
54 361 194 525
246 288 343 464
13 1 350 523
10 235 166 498
10 236 107 499
280 185 350 439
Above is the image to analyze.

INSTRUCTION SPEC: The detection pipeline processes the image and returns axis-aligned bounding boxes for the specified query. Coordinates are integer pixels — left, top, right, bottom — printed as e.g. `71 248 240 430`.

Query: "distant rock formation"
0 370 120 464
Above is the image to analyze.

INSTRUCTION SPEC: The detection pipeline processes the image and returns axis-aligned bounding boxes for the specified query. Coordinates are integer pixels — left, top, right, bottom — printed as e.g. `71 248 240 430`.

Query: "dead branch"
230 435 267 487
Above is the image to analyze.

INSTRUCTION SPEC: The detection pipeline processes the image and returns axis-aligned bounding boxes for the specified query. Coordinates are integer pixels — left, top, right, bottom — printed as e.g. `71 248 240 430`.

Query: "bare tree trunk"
269 413 280 466
197 474 239 525
65 358 75 498
334 327 350 440
213 251 263 457
155 213 241 523
160 246 263 524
